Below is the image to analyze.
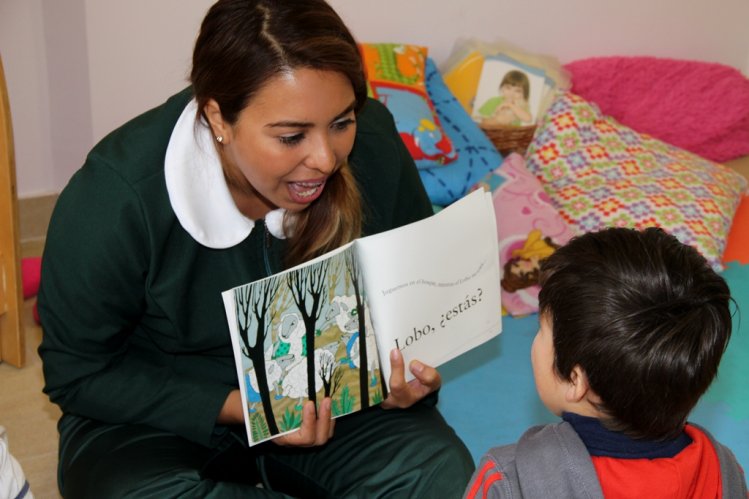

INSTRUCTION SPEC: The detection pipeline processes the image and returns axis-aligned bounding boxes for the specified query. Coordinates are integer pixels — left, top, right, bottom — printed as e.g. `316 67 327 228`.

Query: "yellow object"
443 51 484 114
418 118 436 131
511 229 557 261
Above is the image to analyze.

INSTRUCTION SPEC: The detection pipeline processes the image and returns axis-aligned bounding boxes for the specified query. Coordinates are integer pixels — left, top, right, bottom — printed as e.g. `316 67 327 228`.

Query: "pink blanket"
565 56 749 163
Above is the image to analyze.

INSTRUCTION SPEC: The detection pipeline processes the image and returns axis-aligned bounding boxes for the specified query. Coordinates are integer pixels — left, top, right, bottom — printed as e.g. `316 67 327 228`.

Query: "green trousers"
57 397 474 498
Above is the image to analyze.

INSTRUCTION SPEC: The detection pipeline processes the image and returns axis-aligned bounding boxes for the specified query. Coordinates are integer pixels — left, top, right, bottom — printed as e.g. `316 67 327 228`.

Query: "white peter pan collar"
164 98 287 248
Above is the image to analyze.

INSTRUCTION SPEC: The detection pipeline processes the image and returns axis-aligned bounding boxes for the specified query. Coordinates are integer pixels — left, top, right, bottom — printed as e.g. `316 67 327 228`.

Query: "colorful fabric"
419 58 502 206
360 43 457 168
472 153 575 316
525 92 748 271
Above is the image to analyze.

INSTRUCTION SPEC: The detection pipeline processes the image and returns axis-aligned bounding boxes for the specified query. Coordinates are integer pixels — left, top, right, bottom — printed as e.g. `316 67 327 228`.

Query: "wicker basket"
480 123 537 157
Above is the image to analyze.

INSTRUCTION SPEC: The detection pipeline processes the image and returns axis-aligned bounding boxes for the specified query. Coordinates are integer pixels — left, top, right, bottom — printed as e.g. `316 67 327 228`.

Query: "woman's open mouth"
287 179 326 204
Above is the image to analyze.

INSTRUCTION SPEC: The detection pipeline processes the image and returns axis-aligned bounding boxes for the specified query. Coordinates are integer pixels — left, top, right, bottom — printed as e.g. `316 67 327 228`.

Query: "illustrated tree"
287 259 330 402
344 250 376 407
235 276 281 435
318 352 343 398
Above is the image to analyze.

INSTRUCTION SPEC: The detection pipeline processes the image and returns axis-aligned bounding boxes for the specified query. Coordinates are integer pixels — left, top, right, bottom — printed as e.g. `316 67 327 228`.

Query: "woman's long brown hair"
191 0 366 266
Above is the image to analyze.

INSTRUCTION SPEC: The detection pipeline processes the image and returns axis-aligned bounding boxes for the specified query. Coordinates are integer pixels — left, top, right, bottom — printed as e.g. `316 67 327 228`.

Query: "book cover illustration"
223 189 502 445
226 244 384 445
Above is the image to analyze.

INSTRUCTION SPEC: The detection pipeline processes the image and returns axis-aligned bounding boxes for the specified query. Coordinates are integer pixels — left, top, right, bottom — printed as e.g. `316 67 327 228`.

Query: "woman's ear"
204 99 231 144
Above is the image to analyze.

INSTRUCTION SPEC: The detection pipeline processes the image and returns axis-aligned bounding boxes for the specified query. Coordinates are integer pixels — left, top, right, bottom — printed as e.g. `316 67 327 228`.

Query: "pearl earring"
216 136 223 143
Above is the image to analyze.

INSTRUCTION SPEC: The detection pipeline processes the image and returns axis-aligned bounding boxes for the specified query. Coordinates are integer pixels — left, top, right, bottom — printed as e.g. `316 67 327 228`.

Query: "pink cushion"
21 257 41 299
472 153 575 316
564 56 749 163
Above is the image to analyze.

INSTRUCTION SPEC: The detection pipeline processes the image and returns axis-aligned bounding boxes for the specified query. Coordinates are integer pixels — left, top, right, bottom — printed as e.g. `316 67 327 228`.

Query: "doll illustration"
501 229 560 293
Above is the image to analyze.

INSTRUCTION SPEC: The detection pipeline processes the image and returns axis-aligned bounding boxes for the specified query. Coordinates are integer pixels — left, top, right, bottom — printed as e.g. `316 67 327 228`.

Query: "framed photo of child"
472 55 546 127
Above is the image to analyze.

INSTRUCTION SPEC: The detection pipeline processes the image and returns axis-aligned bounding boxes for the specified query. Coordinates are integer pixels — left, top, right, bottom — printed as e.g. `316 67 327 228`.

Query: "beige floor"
0 298 61 499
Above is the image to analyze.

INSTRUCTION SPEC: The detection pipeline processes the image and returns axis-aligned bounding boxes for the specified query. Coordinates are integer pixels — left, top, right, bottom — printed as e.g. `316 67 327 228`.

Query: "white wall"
2 0 749 197
83 0 212 143
1 0 212 197
43 0 92 194
330 0 749 71
1 0 53 197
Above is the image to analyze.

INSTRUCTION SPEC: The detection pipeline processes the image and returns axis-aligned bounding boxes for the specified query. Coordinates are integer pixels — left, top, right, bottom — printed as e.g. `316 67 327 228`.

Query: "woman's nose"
305 135 337 174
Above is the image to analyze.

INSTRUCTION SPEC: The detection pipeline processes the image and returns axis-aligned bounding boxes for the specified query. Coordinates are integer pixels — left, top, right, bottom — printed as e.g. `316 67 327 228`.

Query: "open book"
221 189 502 445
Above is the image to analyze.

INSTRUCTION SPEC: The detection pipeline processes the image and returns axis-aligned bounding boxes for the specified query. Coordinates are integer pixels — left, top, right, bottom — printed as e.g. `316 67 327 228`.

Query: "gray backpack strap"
690 423 748 497
514 422 605 499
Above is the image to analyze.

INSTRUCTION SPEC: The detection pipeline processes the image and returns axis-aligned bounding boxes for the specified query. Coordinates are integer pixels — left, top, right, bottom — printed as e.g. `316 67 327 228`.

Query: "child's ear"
565 365 591 403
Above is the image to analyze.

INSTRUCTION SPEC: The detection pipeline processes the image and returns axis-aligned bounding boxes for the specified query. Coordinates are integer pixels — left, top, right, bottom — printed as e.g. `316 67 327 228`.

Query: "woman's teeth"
291 181 322 198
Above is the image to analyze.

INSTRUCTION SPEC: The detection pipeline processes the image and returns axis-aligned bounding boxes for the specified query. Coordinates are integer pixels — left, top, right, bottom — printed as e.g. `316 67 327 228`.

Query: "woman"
38 0 474 497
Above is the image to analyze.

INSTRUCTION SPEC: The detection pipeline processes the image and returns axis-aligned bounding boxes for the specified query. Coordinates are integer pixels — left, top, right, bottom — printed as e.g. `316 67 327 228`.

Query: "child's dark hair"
500 70 530 100
538 227 733 440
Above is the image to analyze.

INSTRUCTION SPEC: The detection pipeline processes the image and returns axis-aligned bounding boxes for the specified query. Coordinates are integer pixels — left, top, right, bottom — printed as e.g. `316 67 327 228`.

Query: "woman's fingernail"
411 361 423 374
391 348 400 361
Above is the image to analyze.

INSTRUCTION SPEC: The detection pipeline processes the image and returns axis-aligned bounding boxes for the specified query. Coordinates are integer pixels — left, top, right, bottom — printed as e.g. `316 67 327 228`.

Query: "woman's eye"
332 118 355 132
279 134 304 146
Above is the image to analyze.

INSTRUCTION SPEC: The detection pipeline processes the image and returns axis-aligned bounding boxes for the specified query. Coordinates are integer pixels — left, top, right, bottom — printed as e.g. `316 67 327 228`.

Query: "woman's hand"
217 389 245 425
381 348 441 409
273 398 335 447
219 390 335 447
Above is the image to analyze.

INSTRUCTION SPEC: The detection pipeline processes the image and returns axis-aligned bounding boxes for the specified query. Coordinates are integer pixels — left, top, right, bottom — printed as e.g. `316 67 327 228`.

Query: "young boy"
465 227 747 498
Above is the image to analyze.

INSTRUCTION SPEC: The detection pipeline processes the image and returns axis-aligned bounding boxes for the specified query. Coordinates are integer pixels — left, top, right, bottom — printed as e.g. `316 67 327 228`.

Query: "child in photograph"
464 227 747 498
477 70 532 126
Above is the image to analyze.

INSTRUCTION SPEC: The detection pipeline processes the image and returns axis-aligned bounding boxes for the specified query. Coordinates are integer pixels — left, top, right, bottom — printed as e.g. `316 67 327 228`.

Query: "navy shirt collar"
562 412 692 459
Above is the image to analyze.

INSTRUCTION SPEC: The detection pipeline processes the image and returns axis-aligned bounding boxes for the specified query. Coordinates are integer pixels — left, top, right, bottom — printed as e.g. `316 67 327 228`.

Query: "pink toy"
21 257 41 299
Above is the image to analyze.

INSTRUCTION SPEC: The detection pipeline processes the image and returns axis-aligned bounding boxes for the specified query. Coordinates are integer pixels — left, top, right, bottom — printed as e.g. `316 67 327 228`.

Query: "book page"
355 189 502 387
221 241 385 446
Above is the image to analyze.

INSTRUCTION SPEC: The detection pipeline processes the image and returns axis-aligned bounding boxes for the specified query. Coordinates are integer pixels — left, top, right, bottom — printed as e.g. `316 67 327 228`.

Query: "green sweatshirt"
38 88 432 448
